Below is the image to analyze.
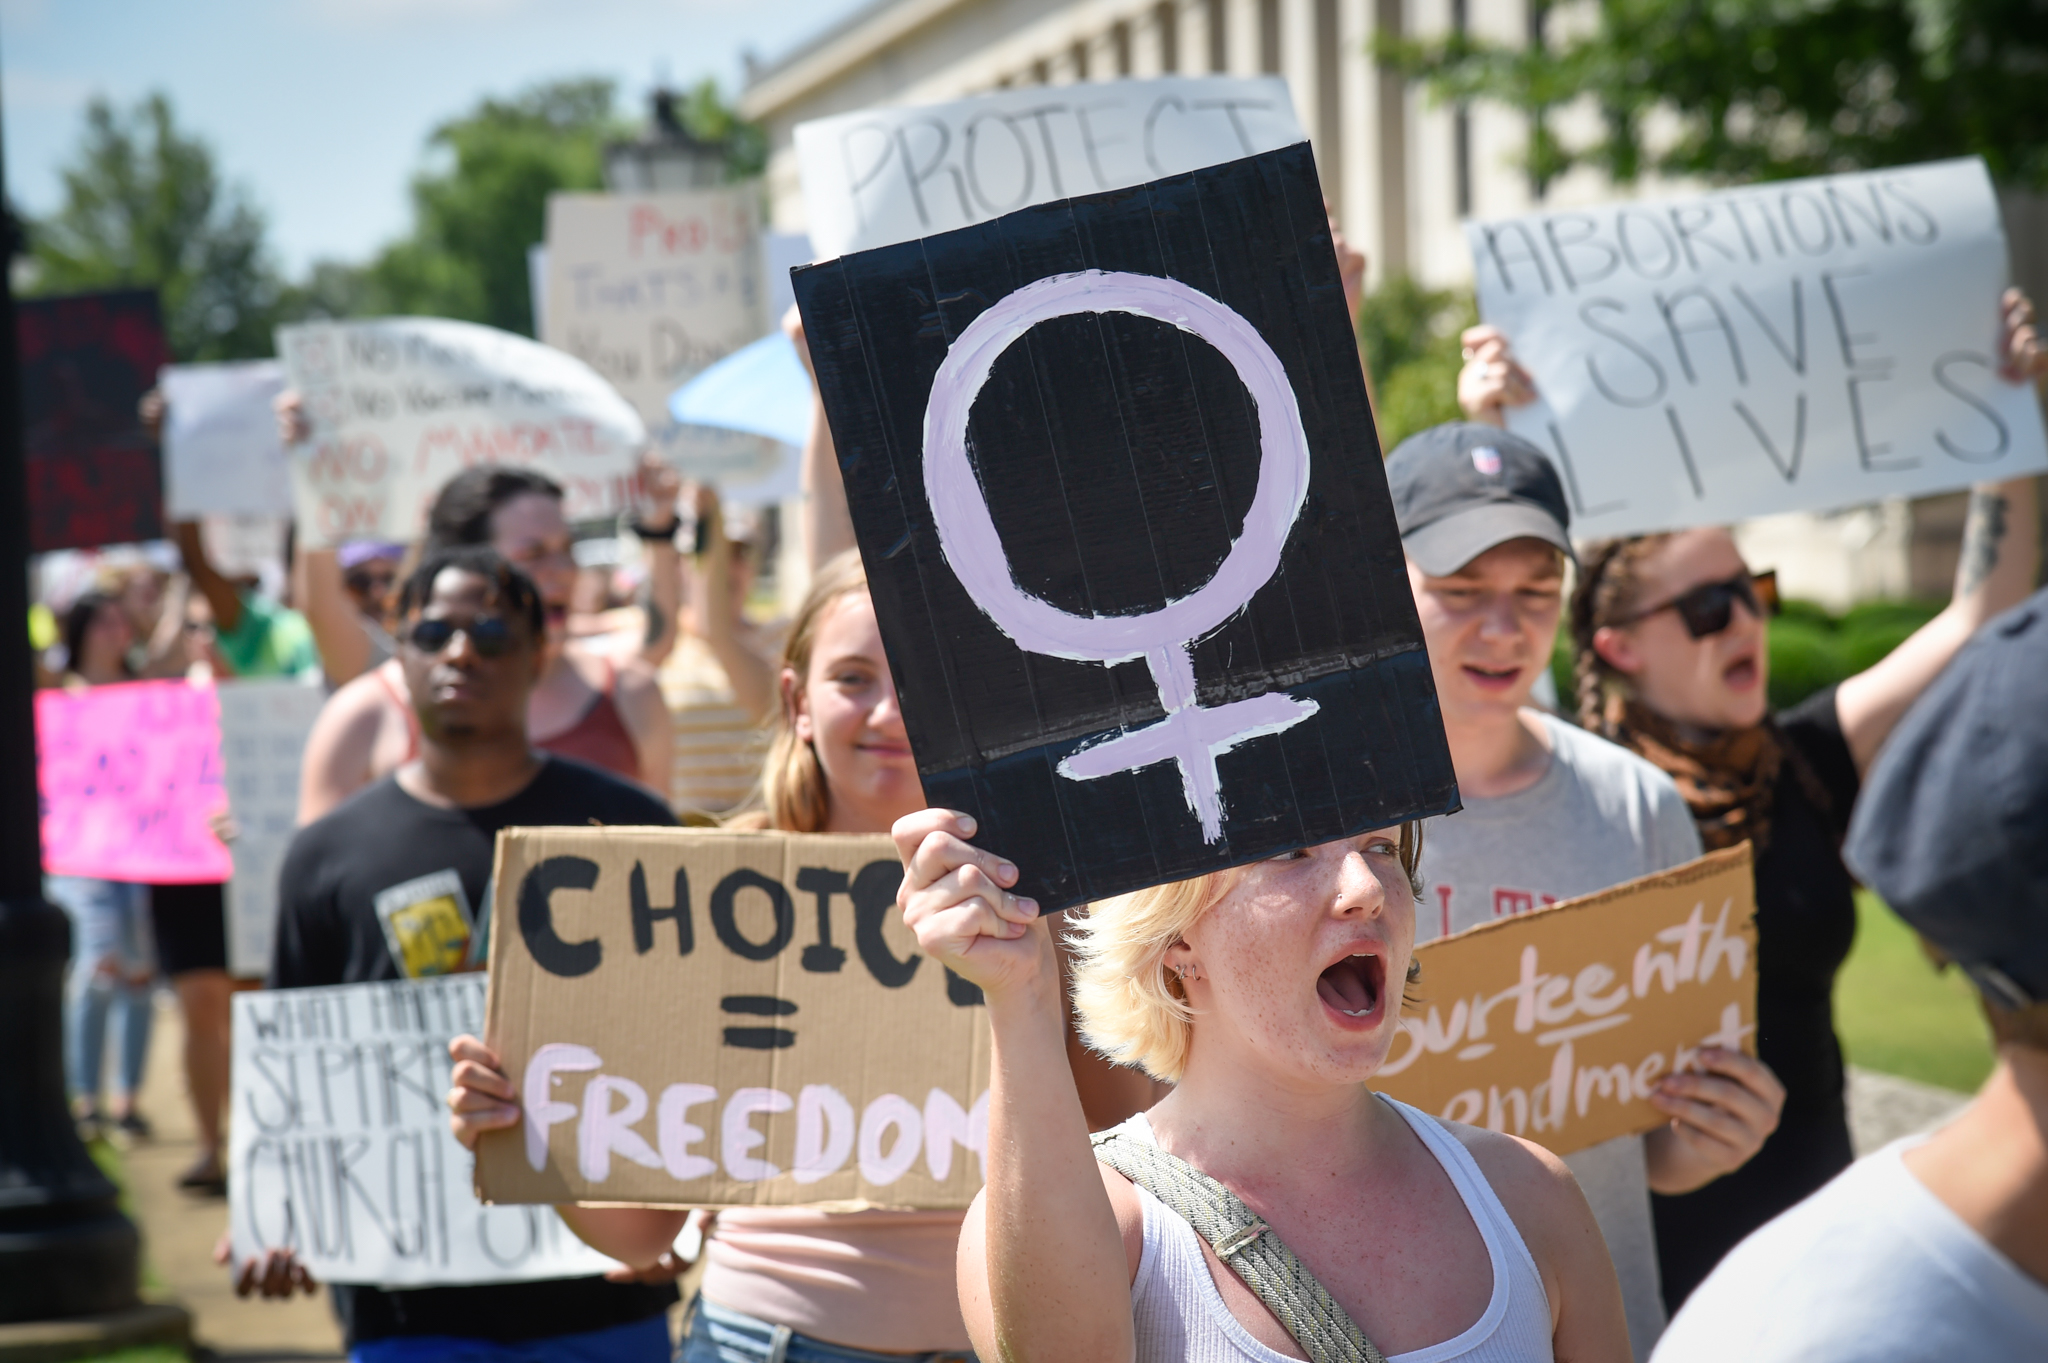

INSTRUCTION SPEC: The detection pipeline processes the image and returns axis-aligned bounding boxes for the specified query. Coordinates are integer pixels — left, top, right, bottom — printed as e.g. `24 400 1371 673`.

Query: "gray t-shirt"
1417 710 1703 1362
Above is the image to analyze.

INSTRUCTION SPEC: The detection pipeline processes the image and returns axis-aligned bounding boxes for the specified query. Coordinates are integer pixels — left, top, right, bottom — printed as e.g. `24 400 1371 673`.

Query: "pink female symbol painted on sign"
922 269 1317 842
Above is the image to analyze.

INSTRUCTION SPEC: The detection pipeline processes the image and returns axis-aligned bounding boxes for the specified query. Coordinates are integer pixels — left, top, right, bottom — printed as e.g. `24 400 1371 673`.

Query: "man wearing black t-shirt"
235 546 681 1362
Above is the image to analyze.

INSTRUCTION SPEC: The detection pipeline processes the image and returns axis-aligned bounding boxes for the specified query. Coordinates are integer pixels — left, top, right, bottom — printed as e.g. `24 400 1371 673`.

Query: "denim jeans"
349 1313 672 1363
681 1299 976 1363
47 876 155 1105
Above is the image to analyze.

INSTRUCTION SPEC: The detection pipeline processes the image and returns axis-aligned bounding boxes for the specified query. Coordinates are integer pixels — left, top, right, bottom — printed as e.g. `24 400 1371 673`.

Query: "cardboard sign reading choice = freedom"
478 829 992 1210
231 976 619 1286
1374 846 1758 1157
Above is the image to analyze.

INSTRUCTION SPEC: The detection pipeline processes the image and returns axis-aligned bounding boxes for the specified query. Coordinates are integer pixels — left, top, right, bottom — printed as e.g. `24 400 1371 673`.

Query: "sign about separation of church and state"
1469 156 2048 538
278 317 648 548
217 679 326 979
794 76 1307 258
231 975 622 1286
542 188 785 488
792 143 1459 914
1374 846 1758 1158
474 829 993 1210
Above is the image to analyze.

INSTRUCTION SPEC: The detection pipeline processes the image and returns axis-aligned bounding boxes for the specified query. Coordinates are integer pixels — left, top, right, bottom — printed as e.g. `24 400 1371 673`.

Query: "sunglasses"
405 614 515 658
1623 570 1778 639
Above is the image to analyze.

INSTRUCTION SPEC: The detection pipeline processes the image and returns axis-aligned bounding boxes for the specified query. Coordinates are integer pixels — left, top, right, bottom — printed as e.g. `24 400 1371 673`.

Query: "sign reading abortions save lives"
794 143 1458 912
795 76 1307 257
1470 157 2048 536
476 830 993 1209
231 976 619 1285
278 317 647 547
543 187 783 487
1375 847 1759 1156
36 680 232 885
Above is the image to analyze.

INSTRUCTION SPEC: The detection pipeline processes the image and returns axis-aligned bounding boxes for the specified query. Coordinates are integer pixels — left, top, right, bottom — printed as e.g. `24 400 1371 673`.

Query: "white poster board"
230 976 621 1286
1467 157 2048 538
161 360 293 518
278 318 647 547
544 188 782 488
216 679 325 978
794 76 1308 258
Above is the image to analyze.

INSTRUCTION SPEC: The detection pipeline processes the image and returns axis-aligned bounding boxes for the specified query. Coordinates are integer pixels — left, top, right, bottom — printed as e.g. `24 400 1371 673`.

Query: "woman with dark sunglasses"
1459 287 2047 1311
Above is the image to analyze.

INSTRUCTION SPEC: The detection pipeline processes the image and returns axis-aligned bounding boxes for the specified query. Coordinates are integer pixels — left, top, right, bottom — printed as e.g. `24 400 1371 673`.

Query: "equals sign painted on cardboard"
722 996 796 1049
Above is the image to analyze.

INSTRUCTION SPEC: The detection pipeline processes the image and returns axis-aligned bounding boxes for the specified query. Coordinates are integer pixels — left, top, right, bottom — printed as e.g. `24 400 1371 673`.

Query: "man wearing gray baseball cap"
1654 586 2048 1359
1389 422 1785 1358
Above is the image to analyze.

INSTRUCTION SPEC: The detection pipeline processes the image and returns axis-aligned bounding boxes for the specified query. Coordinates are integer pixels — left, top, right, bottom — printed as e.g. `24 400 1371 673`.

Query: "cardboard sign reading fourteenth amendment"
477 829 991 1209
1374 845 1758 1157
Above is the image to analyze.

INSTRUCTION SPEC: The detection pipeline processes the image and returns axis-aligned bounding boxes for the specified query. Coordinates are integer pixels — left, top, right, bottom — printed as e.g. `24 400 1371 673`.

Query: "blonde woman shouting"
894 812 1631 1363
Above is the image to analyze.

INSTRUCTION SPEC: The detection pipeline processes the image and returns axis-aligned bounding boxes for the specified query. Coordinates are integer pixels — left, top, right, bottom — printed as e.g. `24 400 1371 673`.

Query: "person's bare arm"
634 455 683 668
296 548 374 685
694 492 778 723
784 306 857 574
1454 1125 1630 1363
297 671 390 823
139 575 192 677
896 809 1135 1363
1836 290 2046 772
607 659 675 799
173 520 244 634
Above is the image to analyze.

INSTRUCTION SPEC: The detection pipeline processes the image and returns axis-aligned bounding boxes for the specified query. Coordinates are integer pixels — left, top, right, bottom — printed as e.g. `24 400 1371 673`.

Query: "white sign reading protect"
794 76 1307 258
230 976 621 1286
278 317 647 547
1467 156 2048 538
543 188 782 485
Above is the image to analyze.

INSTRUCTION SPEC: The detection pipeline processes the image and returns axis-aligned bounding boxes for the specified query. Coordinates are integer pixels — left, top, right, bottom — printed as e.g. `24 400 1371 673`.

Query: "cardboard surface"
1374 846 1758 1157
161 359 293 518
542 188 784 487
216 679 326 977
794 76 1306 258
18 289 169 552
36 679 233 884
793 143 1457 913
230 976 622 1286
1469 156 2048 537
477 828 992 1210
277 317 647 547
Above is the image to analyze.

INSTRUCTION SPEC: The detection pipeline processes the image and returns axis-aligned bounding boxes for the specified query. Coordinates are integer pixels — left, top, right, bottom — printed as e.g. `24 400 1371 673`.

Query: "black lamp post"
601 87 728 193
0 96 143 1321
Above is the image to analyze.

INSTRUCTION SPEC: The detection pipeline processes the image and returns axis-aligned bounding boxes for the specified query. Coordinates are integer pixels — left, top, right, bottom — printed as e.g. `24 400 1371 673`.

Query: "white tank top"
1110 1098 1554 1363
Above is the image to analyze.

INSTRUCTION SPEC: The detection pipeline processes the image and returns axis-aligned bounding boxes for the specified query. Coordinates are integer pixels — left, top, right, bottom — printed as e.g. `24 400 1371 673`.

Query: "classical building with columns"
742 0 2044 608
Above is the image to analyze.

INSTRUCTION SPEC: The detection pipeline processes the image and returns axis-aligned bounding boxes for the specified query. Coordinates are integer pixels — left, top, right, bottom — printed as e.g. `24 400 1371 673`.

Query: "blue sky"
0 0 864 275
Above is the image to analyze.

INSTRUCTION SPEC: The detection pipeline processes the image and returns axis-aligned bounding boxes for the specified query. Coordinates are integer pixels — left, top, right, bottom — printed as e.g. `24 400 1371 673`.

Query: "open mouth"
1316 951 1386 1026
1461 663 1520 692
1723 653 1759 690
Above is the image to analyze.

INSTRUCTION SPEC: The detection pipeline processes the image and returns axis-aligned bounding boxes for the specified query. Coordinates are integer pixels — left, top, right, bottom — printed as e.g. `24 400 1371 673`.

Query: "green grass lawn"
1834 891 1996 1094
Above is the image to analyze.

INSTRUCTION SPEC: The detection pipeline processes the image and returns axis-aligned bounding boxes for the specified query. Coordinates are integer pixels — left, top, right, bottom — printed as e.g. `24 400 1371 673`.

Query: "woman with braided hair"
1459 287 2048 1309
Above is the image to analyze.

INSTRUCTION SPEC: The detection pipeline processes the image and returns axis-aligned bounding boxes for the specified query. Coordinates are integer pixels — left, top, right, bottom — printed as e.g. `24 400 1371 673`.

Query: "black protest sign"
478 829 991 1209
792 143 1459 911
18 289 169 552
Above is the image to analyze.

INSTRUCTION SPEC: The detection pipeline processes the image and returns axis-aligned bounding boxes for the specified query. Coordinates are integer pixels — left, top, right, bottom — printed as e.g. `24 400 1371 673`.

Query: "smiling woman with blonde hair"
895 808 1632 1363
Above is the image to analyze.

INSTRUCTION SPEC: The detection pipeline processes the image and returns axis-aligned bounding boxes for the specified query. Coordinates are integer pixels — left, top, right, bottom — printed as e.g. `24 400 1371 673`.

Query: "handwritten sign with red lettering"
37 680 233 884
543 188 781 487
278 318 647 548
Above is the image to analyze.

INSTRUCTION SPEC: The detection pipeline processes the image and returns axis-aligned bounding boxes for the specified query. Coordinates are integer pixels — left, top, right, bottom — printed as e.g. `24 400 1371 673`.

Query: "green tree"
26 91 286 361
1384 0 2048 190
1358 275 1475 448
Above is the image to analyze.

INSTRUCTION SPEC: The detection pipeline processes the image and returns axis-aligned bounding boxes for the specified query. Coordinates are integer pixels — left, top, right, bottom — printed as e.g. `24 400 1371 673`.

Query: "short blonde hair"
1066 824 1424 1083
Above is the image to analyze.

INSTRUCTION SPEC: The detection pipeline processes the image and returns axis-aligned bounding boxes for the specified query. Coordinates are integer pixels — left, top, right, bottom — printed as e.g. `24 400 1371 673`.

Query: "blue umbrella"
669 332 811 449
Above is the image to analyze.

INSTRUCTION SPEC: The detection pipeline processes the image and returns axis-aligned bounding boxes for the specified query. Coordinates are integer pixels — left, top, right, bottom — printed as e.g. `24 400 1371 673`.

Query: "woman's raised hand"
893 808 1051 1001
447 1034 520 1151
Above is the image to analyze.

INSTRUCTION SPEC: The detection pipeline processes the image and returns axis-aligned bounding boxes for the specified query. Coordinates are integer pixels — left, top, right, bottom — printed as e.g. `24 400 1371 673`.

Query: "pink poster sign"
37 680 233 884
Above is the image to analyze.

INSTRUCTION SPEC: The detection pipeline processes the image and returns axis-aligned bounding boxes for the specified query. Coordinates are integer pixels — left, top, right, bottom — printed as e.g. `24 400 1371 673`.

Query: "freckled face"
1170 832 1415 1086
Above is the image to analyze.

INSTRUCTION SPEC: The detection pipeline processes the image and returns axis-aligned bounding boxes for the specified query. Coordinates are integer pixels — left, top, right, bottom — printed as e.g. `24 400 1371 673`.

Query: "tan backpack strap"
1093 1129 1388 1363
